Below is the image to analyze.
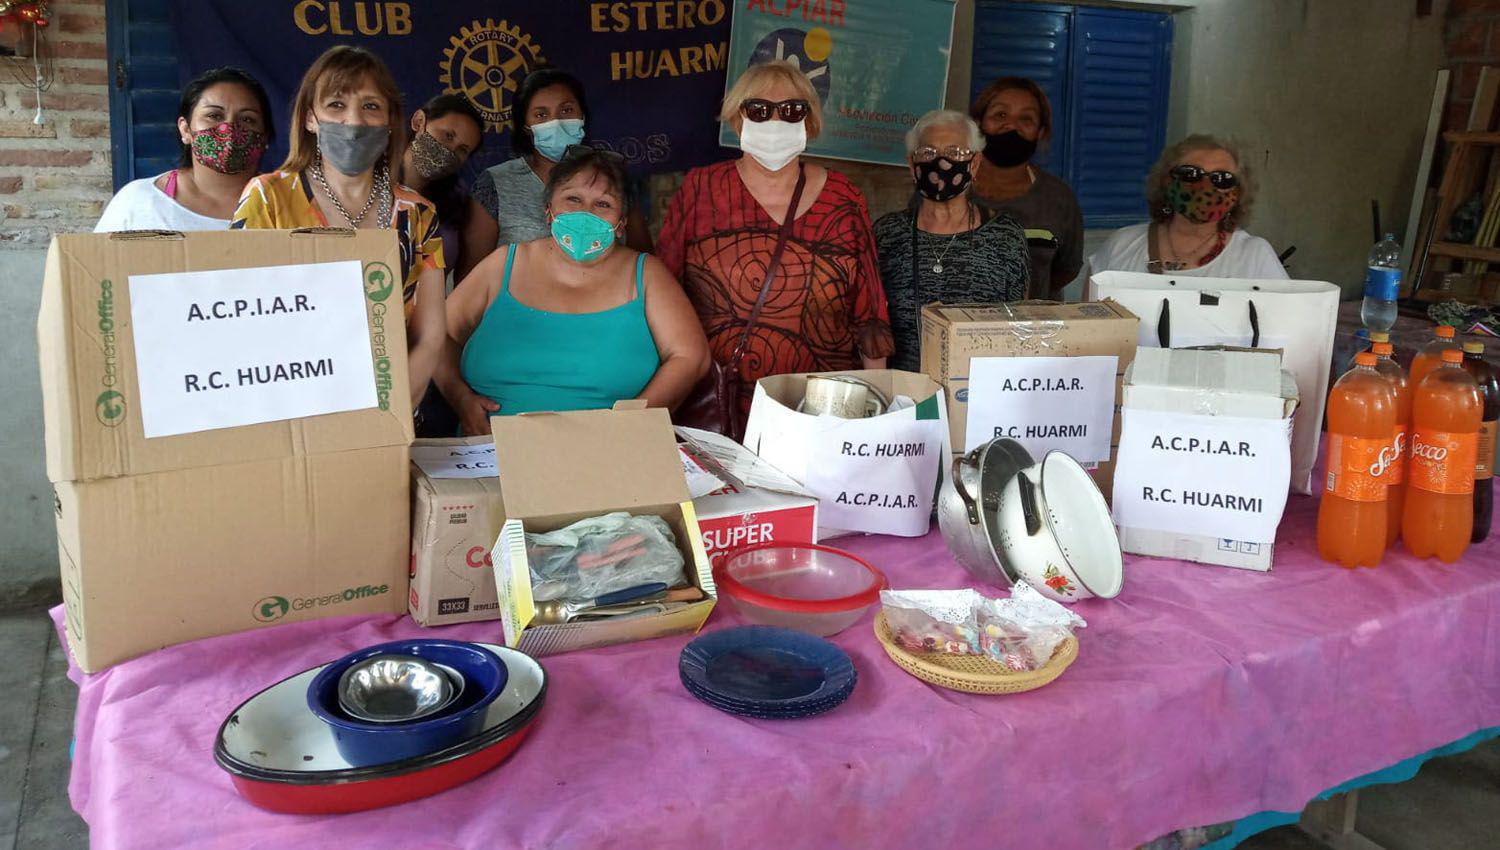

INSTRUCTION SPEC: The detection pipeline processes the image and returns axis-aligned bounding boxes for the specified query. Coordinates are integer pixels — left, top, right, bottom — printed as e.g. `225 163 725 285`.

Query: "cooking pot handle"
1017 472 1043 537
952 456 981 525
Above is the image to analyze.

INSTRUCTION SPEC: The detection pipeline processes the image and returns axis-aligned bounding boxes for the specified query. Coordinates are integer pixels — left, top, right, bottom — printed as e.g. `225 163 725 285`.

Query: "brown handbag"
673 166 807 441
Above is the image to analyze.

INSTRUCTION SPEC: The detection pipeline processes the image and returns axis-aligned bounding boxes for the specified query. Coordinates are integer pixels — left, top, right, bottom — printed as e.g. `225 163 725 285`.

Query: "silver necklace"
311 155 390 228
918 204 974 274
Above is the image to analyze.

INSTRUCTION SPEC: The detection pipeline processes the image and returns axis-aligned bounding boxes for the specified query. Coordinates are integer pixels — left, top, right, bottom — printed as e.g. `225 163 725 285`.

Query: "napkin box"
676 427 819 568
489 405 715 656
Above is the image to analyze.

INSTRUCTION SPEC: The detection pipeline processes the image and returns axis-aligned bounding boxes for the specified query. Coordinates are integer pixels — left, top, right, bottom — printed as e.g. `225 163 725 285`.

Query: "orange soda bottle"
1403 349 1483 562
1369 339 1410 547
1409 324 1458 390
1318 352 1397 567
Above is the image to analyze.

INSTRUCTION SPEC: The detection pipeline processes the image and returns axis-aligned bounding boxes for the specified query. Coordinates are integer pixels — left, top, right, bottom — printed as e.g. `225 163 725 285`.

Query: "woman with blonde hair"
1090 134 1286 279
232 45 447 407
657 59 891 431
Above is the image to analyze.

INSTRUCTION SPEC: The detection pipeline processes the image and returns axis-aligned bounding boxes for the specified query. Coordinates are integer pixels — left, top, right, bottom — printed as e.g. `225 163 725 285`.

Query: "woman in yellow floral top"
232 45 445 408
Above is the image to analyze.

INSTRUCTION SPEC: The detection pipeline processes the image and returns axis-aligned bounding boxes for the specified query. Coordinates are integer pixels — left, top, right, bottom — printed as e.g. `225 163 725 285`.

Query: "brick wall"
0 0 113 247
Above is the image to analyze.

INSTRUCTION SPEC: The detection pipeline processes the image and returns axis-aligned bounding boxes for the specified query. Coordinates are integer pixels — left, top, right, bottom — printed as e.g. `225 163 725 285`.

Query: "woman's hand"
456 389 501 436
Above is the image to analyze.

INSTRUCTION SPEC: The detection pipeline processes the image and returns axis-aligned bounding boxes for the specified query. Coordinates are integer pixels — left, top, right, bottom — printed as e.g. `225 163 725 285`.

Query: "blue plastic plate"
679 626 856 716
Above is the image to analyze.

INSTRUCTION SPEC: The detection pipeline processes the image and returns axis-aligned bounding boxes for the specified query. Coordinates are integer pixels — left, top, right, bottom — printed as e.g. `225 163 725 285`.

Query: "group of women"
95 45 1288 437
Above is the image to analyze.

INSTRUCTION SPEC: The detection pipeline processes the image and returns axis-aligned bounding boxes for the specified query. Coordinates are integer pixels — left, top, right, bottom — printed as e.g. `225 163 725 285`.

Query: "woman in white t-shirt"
95 67 274 232
1089 134 1287 280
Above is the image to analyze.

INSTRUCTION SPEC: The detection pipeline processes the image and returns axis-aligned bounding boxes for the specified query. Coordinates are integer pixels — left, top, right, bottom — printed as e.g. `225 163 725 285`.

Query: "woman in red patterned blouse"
656 60 893 414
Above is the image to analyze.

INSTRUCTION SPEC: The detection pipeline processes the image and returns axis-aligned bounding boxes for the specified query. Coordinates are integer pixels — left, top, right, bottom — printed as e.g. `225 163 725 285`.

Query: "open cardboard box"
489 404 715 656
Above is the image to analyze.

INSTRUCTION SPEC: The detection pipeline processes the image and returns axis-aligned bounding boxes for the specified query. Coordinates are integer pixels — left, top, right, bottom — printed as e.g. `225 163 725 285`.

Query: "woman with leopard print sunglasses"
1089 134 1288 280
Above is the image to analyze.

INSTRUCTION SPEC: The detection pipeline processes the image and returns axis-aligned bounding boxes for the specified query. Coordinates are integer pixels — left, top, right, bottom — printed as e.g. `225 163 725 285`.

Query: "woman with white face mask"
461 67 652 279
656 59 892 429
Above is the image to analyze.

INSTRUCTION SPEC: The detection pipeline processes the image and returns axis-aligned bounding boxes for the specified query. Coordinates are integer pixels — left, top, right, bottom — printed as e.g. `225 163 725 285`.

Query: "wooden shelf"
1426 241 1500 262
1441 130 1500 144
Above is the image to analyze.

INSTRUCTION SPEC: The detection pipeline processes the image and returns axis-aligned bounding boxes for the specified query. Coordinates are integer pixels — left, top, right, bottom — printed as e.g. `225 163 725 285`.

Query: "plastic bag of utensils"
526 512 687 602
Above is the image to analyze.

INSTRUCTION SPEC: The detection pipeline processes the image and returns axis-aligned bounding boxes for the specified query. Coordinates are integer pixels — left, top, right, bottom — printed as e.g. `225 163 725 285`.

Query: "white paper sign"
128 261 378 438
806 416 946 536
964 355 1118 462
1111 408 1292 543
412 442 498 479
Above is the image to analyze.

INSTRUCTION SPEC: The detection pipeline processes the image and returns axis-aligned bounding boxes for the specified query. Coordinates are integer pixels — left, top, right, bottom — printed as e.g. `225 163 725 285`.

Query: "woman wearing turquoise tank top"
437 147 709 435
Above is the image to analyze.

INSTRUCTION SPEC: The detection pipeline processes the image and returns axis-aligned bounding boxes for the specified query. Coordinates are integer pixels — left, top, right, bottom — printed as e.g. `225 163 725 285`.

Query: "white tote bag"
1090 271 1341 495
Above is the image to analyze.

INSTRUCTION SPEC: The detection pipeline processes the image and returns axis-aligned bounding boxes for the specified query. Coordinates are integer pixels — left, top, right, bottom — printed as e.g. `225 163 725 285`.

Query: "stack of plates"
679 626 856 719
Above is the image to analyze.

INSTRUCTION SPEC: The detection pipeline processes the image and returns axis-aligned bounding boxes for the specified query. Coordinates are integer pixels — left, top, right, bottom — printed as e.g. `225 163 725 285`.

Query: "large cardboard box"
676 427 818 567
409 437 504 626
490 406 715 656
39 230 414 671
919 301 1138 500
1113 347 1300 571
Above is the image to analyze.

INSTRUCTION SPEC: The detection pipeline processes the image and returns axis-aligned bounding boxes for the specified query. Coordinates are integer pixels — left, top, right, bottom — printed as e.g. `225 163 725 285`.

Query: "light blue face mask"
530 118 585 161
550 211 617 262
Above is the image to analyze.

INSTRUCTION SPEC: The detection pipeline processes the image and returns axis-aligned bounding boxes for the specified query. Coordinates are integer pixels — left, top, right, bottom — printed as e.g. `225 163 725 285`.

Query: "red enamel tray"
214 643 545 814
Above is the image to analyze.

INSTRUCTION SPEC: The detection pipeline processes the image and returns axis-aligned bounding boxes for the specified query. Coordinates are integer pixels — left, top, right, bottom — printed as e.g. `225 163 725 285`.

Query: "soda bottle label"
1409 429 1479 495
1364 267 1400 300
1325 434 1389 501
1478 420 1498 481
1385 424 1407 485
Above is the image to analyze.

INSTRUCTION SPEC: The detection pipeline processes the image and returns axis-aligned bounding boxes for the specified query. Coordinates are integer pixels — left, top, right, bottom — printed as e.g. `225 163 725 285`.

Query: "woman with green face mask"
437 147 710 435
1088 134 1288 280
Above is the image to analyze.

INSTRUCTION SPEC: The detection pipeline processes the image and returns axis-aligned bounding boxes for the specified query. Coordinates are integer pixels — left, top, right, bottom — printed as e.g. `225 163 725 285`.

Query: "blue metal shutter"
105 0 181 190
969 2 1071 175
1068 8 1172 228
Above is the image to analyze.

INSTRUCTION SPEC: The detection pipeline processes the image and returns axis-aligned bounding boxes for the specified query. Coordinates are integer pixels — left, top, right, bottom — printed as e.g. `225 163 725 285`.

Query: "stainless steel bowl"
336 654 460 724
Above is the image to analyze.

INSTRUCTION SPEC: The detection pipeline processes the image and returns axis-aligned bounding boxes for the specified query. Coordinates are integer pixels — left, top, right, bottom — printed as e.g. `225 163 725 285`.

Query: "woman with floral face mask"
1089 134 1287 279
461 67 653 279
396 94 484 281
96 67 273 232
874 110 1031 372
232 46 448 410
438 147 709 434
656 60 893 428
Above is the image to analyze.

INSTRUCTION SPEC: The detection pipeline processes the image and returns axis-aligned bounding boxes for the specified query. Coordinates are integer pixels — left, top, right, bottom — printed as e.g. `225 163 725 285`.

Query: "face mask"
531 118 585 161
409 129 462 181
1167 178 1240 225
550 211 617 262
739 119 806 172
317 121 390 176
982 131 1037 168
913 157 972 202
191 122 266 175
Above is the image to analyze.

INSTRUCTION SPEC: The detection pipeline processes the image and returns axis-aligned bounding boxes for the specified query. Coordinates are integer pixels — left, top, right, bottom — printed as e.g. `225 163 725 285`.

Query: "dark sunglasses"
1170 164 1239 190
740 98 810 124
561 144 626 164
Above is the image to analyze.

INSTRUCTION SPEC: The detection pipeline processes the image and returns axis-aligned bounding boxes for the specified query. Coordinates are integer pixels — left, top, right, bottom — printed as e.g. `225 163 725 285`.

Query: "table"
56 493 1500 850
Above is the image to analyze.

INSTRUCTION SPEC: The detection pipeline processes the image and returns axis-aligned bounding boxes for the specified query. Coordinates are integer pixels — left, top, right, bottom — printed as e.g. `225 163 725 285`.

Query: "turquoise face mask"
550 211 617 262
530 118 585 161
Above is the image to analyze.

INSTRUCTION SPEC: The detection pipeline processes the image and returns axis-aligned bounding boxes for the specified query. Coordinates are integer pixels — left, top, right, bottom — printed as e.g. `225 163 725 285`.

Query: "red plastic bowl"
713 542 886 636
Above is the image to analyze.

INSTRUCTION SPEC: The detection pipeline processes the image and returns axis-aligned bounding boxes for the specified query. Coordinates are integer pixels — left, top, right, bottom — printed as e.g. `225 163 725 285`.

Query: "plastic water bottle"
1361 233 1401 333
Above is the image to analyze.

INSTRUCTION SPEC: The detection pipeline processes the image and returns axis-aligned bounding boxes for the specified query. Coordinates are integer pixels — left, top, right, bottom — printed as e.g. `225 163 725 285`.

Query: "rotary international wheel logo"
439 19 547 134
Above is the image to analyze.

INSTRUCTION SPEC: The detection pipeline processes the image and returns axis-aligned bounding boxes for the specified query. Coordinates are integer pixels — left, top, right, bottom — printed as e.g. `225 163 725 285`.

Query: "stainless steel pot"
936 438 1031 587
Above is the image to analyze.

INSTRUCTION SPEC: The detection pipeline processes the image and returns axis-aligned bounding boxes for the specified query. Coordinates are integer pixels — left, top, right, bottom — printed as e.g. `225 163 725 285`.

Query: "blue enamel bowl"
306 640 507 767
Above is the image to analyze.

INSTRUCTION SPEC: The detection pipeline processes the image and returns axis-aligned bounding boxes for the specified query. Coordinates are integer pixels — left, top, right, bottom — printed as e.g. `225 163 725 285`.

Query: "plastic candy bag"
880 589 984 655
526 513 686 602
880 583 1086 671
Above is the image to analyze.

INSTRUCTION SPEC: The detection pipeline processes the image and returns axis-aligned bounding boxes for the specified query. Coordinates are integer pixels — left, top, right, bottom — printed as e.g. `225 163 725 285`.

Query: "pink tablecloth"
57 493 1500 850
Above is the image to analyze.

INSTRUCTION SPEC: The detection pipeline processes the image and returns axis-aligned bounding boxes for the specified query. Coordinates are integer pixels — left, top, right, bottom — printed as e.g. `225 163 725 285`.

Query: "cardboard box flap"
1126 347 1284 395
39 231 413 485
490 407 688 518
923 299 1135 324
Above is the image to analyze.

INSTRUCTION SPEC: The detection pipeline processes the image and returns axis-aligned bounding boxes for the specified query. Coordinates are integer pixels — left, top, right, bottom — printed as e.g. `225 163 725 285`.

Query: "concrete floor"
0 604 1494 850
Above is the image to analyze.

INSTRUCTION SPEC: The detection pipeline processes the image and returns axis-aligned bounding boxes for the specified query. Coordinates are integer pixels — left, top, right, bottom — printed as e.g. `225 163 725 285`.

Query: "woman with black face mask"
874 110 1030 372
969 77 1083 300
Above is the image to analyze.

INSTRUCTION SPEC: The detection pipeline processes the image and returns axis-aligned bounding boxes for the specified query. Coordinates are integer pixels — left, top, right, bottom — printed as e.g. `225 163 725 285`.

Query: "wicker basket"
873 612 1078 694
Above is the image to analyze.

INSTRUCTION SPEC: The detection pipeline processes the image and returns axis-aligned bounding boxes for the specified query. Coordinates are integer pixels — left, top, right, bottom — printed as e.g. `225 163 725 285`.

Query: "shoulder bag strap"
729 165 808 370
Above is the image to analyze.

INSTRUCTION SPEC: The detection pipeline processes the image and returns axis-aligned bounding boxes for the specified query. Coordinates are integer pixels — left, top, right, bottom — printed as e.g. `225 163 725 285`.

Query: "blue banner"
167 1 736 178
719 0 956 166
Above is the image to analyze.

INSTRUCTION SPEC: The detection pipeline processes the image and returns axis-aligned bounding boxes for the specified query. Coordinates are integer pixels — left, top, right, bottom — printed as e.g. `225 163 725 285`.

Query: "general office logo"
440 19 547 134
253 595 291 622
363 261 394 303
95 279 126 426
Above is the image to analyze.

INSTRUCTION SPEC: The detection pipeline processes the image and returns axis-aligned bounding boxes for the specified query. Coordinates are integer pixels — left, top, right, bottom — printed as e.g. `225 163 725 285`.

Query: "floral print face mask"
191 122 266 175
1166 177 1240 225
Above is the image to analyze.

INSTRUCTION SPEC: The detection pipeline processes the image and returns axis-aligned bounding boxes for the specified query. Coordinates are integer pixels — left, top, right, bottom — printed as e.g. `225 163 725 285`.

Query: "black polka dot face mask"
913 157 972 202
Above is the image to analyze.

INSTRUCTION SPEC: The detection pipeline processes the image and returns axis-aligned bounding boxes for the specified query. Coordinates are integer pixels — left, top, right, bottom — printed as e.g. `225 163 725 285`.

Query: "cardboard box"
676 427 819 567
1115 347 1300 571
39 230 413 671
409 437 505 626
490 406 715 656
919 300 1139 500
741 370 950 537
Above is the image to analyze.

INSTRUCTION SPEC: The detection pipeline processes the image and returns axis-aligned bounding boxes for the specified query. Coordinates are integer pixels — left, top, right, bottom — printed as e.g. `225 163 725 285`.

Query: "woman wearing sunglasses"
875 110 1031 372
1090 134 1287 279
657 60 892 423
437 146 709 435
